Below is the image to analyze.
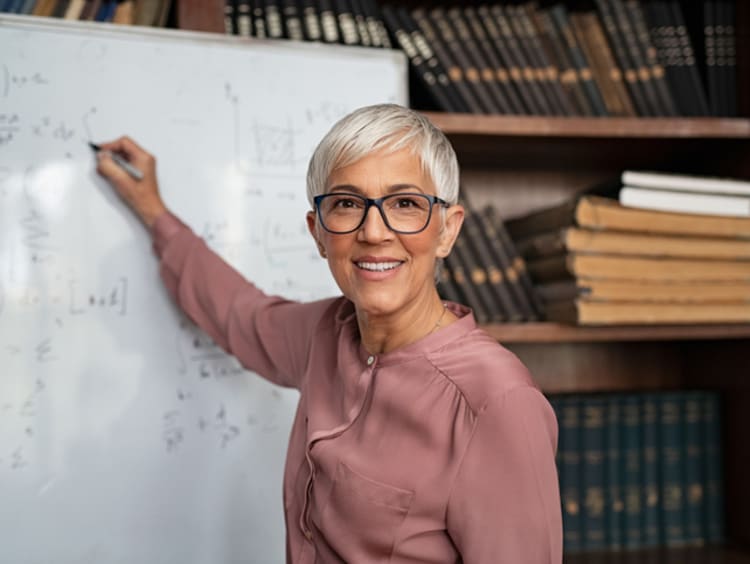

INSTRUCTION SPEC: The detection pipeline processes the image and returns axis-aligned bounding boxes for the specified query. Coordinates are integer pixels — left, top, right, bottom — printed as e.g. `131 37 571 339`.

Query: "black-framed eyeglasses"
313 192 450 235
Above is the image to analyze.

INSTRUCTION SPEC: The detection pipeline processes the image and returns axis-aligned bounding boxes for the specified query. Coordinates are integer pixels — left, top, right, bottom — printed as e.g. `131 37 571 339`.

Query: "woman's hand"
94 136 168 228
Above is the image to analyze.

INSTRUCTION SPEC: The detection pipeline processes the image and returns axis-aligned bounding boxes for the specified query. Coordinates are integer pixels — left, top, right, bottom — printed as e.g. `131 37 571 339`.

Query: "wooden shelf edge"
421 112 750 139
482 322 750 343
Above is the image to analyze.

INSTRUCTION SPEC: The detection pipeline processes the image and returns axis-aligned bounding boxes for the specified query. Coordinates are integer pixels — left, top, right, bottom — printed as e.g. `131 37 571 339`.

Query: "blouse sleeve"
151 212 329 389
446 385 563 564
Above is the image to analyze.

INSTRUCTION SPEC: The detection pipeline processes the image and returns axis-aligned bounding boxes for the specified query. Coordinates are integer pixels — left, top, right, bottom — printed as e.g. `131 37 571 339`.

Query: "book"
619 185 750 217
530 6 593 116
581 397 607 549
547 4 609 116
475 4 539 115
361 0 390 48
660 392 686 546
605 395 624 549
411 7 485 114
515 227 750 261
527 253 750 284
569 10 637 117
593 0 652 115
544 299 750 325
620 395 642 549
462 204 522 321
443 247 491 325
427 7 498 114
334 0 359 46
683 391 706 546
538 278 750 304
462 6 527 115
436 262 464 306
280 0 303 41
299 0 321 41
505 195 750 240
349 0 371 46
558 395 583 552
112 0 134 24
621 170 750 196
223 0 236 34
318 0 339 43
263 0 284 39
235 0 251 36
452 227 506 322
31 0 57 15
703 391 725 543
641 394 660 547
63 0 85 18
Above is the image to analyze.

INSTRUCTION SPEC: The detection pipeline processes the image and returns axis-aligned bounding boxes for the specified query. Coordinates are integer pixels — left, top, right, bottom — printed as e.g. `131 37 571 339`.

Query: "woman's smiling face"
307 146 463 318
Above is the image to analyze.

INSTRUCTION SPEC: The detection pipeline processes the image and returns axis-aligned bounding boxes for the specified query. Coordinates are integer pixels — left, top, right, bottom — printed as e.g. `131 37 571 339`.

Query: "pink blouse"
153 212 563 563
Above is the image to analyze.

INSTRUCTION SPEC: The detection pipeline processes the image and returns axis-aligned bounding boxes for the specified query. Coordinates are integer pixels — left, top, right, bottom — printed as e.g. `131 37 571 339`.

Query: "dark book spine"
463 205 522 322
533 8 594 116
703 391 725 543
606 395 624 550
446 6 513 114
493 213 545 320
437 262 464 305
594 0 652 115
412 7 486 114
382 6 450 109
403 7 470 113
621 395 643 549
264 0 284 39
300 0 321 42
463 6 527 115
659 392 686 547
624 0 679 115
559 395 583 553
641 393 660 547
491 4 554 115
224 0 237 35
443 248 491 325
668 0 711 115
361 0 390 48
475 4 537 114
512 3 574 116
453 228 506 323
318 0 340 43
683 391 706 546
478 205 536 321
582 397 607 550
548 4 610 116
281 0 304 41
350 0 371 47
250 0 266 38
608 0 670 115
722 0 737 116
334 0 359 46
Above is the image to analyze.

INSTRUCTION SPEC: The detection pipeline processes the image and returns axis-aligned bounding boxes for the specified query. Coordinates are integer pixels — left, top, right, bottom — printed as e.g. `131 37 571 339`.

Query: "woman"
95 104 562 563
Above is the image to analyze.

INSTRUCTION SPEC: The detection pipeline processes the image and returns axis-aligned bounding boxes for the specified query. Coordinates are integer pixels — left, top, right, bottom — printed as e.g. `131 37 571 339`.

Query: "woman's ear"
306 210 327 258
436 204 465 258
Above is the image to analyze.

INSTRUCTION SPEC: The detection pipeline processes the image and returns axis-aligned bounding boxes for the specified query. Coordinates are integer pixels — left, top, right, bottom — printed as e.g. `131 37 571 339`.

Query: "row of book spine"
549 390 725 552
223 0 391 48
0 0 171 26
437 199 544 324
382 1 739 117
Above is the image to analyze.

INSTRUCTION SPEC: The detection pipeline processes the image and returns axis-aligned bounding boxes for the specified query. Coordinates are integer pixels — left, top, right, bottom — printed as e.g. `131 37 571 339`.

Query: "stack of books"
507 171 750 325
438 199 543 324
1 0 170 26
550 390 725 552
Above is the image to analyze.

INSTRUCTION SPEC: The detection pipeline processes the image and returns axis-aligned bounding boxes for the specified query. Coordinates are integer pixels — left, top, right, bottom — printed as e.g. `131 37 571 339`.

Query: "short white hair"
306 104 460 205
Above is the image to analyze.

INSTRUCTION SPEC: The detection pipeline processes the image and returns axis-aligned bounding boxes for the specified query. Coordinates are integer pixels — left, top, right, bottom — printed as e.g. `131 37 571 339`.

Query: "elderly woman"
95 104 562 563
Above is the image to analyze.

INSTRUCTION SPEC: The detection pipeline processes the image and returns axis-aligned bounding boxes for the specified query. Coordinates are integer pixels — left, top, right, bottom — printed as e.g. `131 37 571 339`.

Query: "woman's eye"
333 197 360 209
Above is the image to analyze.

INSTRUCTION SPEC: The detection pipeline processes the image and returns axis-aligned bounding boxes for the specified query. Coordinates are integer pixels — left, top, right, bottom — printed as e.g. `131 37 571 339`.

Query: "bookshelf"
148 0 750 561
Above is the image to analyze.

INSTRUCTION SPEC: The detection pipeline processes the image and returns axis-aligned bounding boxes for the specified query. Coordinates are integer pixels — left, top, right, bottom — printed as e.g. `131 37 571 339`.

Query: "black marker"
88 142 144 181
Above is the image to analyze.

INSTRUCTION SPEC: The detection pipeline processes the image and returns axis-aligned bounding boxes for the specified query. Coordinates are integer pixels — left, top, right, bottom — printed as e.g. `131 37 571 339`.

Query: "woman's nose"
357 203 393 241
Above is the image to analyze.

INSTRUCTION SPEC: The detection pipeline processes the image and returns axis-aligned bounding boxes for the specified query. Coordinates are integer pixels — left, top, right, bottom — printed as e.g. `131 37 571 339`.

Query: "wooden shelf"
482 322 750 343
422 112 750 139
563 545 750 564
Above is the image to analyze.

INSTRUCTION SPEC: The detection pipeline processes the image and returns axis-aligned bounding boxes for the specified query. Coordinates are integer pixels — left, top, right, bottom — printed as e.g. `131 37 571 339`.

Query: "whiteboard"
0 15 406 564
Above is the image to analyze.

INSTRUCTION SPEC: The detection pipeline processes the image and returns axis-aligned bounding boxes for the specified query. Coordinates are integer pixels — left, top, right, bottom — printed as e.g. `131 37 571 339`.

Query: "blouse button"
367 355 375 366
304 529 313 540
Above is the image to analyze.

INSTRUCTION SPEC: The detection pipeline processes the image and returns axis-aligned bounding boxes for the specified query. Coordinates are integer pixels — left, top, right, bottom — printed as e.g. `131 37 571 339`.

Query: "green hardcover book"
683 391 706 545
704 391 725 543
641 393 660 547
559 395 583 552
621 394 642 549
606 395 624 549
660 392 686 546
581 396 607 550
